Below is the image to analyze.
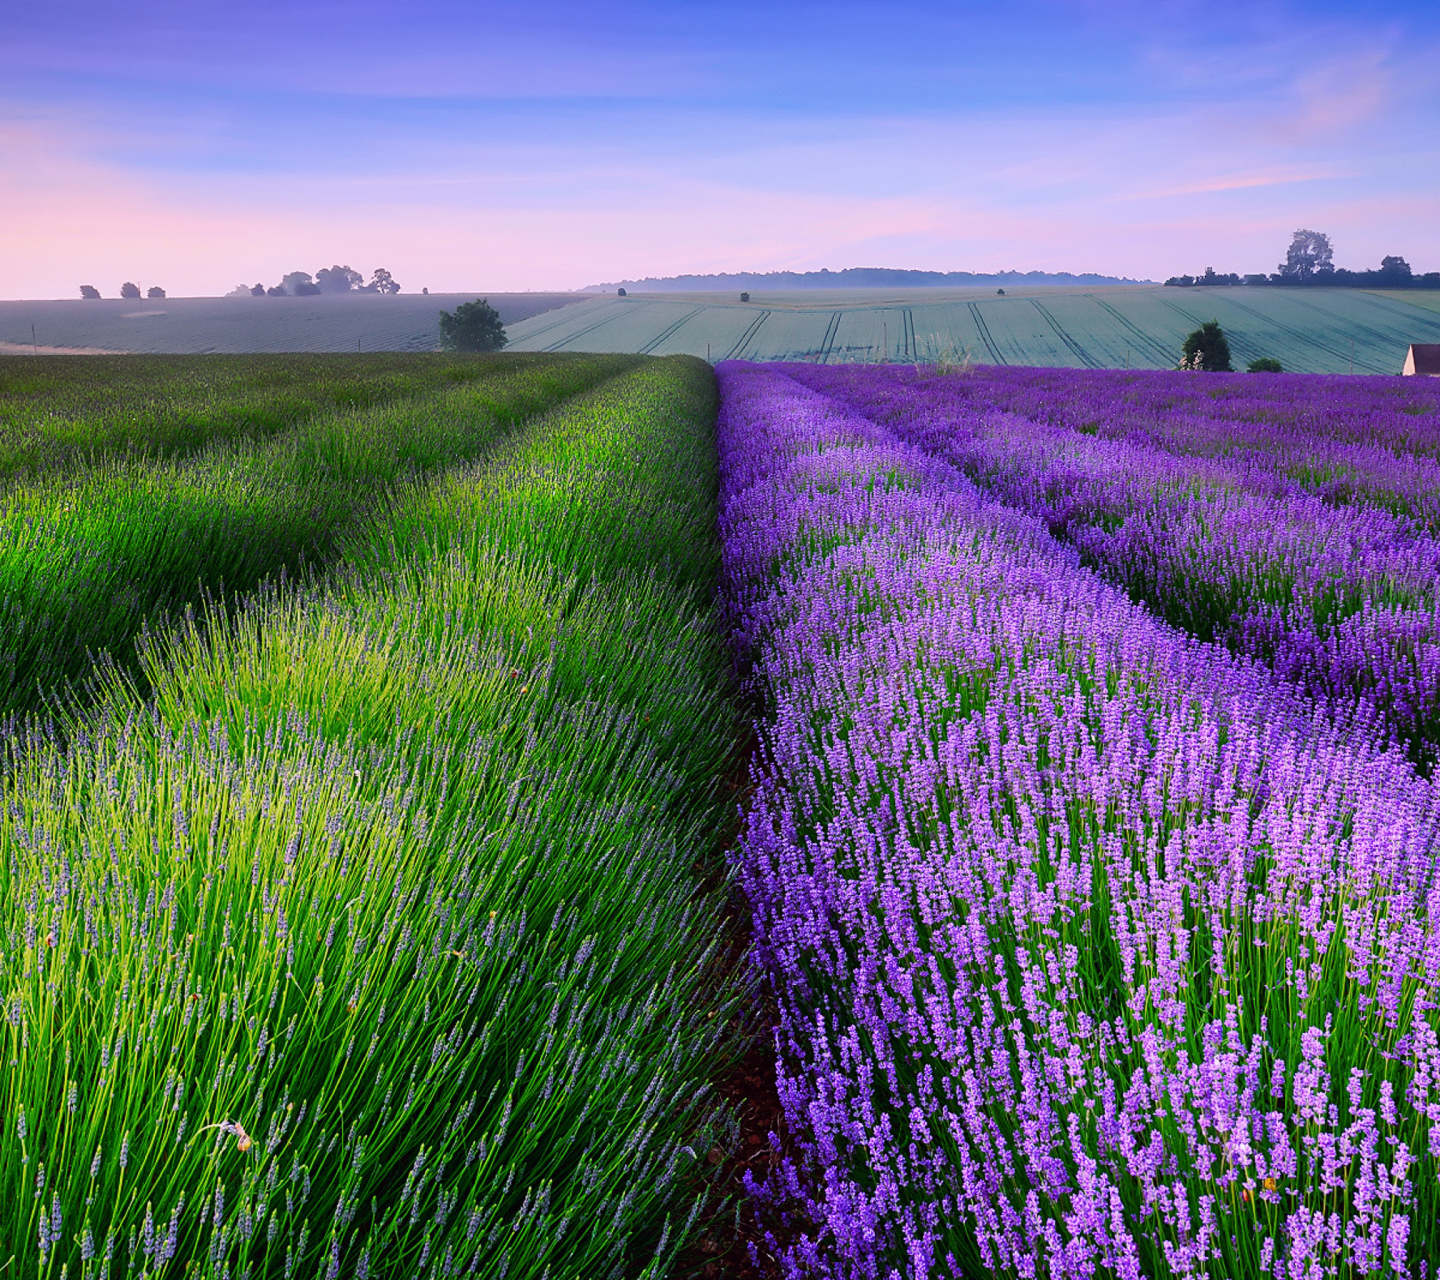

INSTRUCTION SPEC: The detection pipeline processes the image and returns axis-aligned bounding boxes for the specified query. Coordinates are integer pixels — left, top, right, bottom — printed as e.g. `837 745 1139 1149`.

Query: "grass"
0 354 643 718
0 351 629 483
0 354 747 1277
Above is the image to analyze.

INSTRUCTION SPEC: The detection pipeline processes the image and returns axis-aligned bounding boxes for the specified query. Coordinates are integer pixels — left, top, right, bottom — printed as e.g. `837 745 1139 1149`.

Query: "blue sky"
2 0 1437 296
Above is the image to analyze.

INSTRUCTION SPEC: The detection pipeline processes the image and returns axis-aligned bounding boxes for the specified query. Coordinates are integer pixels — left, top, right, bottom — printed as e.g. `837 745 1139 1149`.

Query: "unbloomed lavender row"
783 364 1440 766
718 363 1440 1279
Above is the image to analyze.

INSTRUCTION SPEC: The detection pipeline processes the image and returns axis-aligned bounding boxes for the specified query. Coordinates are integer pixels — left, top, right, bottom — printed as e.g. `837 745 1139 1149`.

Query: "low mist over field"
0 292 586 355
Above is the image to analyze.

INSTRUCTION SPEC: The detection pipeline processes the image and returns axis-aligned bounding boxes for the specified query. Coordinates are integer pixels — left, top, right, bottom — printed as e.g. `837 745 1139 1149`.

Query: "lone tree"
147 285 166 299
368 267 400 295
79 285 101 299
1180 320 1233 372
1279 229 1334 282
120 281 141 299
438 298 507 352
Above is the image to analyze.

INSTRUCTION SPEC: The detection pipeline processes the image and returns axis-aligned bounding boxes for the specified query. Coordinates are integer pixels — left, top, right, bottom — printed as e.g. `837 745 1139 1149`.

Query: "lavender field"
718 363 1440 1278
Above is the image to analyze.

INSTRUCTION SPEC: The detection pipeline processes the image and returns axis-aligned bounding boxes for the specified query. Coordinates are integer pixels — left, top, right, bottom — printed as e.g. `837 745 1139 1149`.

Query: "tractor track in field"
1275 291 1440 369
638 307 705 355
817 311 843 363
539 302 649 352
1210 294 1391 374
1030 298 1101 368
1090 295 1177 366
967 301 1005 364
509 299 626 344
725 311 771 361
1158 294 1364 373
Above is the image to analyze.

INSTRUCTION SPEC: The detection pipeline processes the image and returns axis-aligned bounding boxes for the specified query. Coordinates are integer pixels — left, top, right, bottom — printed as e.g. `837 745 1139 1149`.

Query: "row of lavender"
718 363 1440 1279
783 365 1440 769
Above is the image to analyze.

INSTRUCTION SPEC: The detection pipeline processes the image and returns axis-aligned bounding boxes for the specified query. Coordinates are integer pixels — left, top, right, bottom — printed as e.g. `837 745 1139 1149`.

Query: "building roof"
1405 343 1440 375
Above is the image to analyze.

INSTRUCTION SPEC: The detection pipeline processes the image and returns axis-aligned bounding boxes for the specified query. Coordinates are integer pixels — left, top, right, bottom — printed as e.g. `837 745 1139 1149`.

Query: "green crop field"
0 352 748 1275
0 293 587 356
505 285 1440 374
1371 288 1440 316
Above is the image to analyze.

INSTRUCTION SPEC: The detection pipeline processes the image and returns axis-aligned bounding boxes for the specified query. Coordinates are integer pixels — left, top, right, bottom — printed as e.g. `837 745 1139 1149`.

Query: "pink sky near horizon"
3 1 1438 299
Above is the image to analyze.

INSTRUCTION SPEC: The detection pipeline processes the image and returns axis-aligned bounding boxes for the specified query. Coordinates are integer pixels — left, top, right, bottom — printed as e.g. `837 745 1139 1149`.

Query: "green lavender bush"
0 354 642 716
0 356 743 1276
0 352 621 482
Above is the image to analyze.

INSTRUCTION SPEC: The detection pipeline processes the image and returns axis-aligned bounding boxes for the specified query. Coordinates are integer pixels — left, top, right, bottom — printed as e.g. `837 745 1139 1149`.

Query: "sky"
2 0 1437 297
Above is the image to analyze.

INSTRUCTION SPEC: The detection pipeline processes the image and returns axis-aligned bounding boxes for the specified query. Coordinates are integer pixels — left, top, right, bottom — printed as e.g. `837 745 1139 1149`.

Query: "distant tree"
120 281 141 299
80 285 101 299
740 292 750 302
422 287 429 295
1279 229 1334 282
368 267 400 295
1180 320 1233 372
996 288 1005 295
437 298 507 352
147 286 166 299
1247 357 1283 372
281 271 320 296
617 287 626 296
1165 275 1197 288
251 283 266 297
266 285 287 297
1379 255 1413 284
315 264 364 293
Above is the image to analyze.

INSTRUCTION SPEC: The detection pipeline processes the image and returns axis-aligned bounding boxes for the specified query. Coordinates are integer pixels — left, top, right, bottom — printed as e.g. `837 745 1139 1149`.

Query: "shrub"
437 297 507 352
1180 320 1233 372
147 286 166 300
1247 356 1283 372
740 292 751 302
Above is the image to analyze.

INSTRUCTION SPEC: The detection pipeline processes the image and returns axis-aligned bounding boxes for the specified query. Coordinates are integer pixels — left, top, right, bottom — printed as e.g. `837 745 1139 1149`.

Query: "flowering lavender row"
717 362 1440 1279
795 367 1440 520
782 364 1440 765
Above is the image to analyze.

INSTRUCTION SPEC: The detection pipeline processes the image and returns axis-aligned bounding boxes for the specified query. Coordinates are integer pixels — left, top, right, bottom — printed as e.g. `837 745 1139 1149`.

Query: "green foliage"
0 355 743 1277
1247 356 1283 372
0 353 643 716
0 352 626 483
1179 320 1233 372
438 299 508 353
1280 228 1334 281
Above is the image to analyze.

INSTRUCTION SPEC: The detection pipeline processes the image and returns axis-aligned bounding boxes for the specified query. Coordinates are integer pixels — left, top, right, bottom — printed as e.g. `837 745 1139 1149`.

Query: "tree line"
1167 230 1438 289
80 284 165 300
230 266 401 297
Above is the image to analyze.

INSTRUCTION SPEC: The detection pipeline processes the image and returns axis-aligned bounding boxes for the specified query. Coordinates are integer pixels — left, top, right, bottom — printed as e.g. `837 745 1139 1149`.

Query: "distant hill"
583 267 1155 292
